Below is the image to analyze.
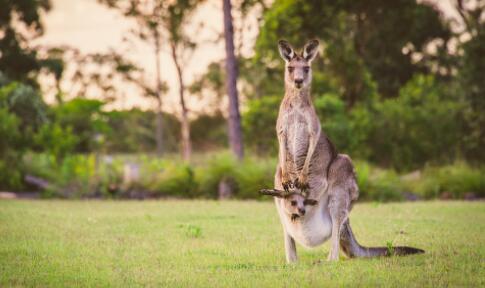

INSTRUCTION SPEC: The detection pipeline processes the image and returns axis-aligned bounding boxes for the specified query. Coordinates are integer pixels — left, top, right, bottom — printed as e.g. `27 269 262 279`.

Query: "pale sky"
35 0 458 114
35 0 260 114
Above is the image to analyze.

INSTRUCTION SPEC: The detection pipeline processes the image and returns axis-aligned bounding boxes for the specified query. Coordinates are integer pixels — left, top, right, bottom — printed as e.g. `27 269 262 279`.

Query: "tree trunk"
222 0 244 160
170 42 192 161
154 31 164 156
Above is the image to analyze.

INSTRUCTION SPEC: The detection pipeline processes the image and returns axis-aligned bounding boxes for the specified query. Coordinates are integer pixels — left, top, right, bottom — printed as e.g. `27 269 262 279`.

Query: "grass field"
0 200 484 287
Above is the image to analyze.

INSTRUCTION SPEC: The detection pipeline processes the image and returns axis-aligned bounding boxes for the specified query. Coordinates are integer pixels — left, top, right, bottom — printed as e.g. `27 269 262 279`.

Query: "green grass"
0 200 484 287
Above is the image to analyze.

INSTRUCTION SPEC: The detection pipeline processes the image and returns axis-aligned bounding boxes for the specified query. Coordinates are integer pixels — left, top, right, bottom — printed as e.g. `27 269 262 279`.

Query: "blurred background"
0 0 484 201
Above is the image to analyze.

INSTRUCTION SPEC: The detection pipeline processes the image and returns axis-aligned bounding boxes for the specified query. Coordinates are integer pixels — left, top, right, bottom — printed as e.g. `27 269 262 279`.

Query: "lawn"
0 200 484 287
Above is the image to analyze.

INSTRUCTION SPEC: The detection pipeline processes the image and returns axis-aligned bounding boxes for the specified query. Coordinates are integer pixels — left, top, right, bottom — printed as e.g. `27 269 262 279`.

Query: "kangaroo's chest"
280 108 310 168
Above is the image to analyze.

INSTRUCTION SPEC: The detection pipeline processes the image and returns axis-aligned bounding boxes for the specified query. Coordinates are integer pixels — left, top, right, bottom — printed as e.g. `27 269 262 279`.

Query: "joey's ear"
278 40 295 62
259 189 286 198
303 39 319 62
304 199 318 206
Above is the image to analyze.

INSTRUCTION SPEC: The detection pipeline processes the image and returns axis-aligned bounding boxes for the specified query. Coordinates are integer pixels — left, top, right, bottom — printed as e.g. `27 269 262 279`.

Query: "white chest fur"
275 196 332 248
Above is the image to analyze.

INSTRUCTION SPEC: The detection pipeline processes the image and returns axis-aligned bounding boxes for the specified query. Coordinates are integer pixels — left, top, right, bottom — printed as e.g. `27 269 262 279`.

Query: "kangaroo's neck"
284 85 312 107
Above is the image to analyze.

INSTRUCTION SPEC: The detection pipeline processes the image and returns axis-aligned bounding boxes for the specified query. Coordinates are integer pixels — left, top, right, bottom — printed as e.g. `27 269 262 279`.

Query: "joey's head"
278 39 319 90
259 189 318 221
282 193 318 221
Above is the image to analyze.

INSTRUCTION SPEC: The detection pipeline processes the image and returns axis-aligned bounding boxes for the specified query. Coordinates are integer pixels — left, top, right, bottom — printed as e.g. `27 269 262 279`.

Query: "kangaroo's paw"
281 174 293 191
294 174 309 191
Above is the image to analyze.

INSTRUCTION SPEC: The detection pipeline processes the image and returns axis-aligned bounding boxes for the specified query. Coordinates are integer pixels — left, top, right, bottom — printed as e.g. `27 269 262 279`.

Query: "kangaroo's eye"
288 66 294 73
290 200 297 206
303 67 310 73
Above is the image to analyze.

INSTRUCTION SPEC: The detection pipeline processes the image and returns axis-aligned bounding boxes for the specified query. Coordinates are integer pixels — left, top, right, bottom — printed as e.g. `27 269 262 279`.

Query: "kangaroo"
260 39 424 263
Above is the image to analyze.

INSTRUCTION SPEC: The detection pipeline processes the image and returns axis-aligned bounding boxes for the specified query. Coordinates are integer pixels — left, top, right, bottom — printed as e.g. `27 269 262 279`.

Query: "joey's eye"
303 67 310 73
290 200 297 206
288 66 294 73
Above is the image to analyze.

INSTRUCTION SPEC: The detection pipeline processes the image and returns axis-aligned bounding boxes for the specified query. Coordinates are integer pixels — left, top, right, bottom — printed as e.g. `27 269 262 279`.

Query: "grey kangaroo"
260 39 424 262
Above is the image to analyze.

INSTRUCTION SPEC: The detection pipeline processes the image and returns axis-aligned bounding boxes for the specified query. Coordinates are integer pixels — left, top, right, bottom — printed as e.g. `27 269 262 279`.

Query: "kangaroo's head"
278 39 319 90
259 189 318 221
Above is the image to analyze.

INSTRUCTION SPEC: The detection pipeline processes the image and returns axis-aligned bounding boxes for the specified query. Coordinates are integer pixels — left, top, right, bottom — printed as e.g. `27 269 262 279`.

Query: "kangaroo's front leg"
295 113 320 190
284 231 298 263
277 128 292 191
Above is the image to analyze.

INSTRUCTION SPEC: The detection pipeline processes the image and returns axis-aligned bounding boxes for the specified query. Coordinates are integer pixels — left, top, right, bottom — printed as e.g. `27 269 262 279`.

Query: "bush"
148 162 197 198
234 157 276 199
369 75 463 171
407 163 485 199
22 152 484 201
354 161 404 202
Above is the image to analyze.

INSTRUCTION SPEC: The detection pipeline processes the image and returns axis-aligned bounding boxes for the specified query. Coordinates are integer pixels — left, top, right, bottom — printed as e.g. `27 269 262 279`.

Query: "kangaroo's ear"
278 40 295 62
303 39 319 62
304 199 318 206
260 188 286 198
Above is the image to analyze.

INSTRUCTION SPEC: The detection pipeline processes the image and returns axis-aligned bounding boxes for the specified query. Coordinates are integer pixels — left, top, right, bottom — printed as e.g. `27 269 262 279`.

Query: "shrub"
369 75 463 171
148 162 197 198
354 161 404 202
407 163 485 199
195 152 238 198
234 157 276 199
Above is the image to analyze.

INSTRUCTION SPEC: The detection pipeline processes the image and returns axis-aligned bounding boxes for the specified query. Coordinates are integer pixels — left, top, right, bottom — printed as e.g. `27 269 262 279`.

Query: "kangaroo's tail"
339 221 424 258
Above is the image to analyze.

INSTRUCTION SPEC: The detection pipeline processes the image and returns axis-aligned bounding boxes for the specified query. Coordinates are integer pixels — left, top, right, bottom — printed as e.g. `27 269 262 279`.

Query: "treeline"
0 0 484 198
243 0 485 171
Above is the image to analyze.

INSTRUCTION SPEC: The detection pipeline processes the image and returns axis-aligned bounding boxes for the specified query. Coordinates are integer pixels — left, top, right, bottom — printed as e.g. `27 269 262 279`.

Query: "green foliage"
406 163 485 199
0 0 54 84
195 152 238 198
33 123 78 162
458 27 485 163
190 112 227 151
369 75 462 170
354 161 404 202
104 109 181 153
148 163 197 198
0 81 48 190
0 82 47 133
243 96 280 155
313 94 371 157
254 0 450 100
0 108 22 190
51 98 110 152
22 151 484 201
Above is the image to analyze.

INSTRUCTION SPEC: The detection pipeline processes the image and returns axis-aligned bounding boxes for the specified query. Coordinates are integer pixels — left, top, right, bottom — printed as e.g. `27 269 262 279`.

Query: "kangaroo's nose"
295 79 303 85
298 208 305 215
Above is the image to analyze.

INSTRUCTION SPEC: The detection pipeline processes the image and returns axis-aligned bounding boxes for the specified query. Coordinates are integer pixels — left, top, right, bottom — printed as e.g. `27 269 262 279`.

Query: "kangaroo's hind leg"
326 154 359 261
327 186 350 261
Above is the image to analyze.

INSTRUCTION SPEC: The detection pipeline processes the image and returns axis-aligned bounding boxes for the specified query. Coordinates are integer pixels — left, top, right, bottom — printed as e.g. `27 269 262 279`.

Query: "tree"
454 0 485 162
254 0 451 104
99 0 170 155
164 0 203 161
0 0 52 85
223 0 244 160
100 0 204 160
189 61 226 111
